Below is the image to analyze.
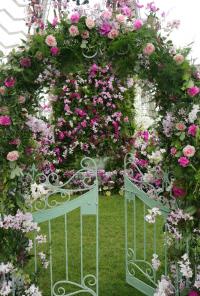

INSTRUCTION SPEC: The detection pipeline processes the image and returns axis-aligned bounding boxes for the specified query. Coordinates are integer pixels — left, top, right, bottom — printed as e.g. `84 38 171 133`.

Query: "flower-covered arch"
0 2 200 295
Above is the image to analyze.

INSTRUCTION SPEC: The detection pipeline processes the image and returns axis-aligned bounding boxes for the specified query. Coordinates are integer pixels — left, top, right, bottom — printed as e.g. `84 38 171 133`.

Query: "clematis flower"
187 86 200 97
0 115 11 125
4 77 16 88
178 156 190 167
188 124 198 137
133 19 143 30
50 47 59 56
70 12 80 23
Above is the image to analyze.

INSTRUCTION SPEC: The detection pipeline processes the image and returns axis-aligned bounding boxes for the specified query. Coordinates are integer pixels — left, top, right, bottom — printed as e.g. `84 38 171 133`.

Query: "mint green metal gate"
31 158 99 296
124 154 170 295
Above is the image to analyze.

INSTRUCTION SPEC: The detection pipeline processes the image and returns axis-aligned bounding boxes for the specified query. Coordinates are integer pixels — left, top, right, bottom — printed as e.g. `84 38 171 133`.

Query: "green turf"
28 196 165 296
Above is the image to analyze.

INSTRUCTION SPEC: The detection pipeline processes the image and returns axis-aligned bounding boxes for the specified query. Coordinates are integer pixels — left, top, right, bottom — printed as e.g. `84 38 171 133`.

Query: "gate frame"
30 157 99 296
124 153 170 296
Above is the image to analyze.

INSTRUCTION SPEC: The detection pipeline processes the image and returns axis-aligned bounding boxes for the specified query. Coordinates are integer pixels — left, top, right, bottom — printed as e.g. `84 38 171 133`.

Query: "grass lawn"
29 195 165 296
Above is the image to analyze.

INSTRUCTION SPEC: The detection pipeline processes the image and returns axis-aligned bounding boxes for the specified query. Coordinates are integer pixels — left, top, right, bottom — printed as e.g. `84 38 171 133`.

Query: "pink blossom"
108 28 119 39
116 14 126 23
52 17 58 27
81 31 90 39
183 145 196 158
4 77 16 88
176 122 186 131
69 25 79 37
188 291 199 296
18 95 26 104
187 86 200 97
143 43 155 55
50 47 59 56
172 185 186 198
124 116 129 122
188 124 198 137
178 156 190 167
0 115 11 126
100 22 112 36
0 87 6 95
81 120 87 128
58 132 65 140
170 147 177 156
9 138 21 146
121 6 132 17
133 19 143 30
147 2 159 12
101 10 112 20
75 108 87 117
70 12 80 23
45 35 57 47
7 150 19 161
20 57 31 68
85 17 95 29
173 54 184 65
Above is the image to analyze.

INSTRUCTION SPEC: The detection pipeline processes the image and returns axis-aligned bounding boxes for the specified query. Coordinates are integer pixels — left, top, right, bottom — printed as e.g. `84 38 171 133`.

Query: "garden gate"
124 154 171 295
30 157 99 296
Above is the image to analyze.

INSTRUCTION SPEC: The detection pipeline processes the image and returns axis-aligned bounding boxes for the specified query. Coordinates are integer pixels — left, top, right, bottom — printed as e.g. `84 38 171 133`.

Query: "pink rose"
50 47 59 56
176 122 186 131
18 95 26 104
133 19 143 30
70 12 80 23
0 87 6 95
178 156 190 167
45 35 57 47
188 124 198 137
7 150 19 161
0 115 11 126
20 57 31 68
101 10 112 20
116 14 126 24
69 25 79 37
4 77 16 88
183 145 196 157
173 54 184 65
172 185 186 198
143 43 155 55
81 30 90 39
124 116 129 122
108 28 119 39
85 17 95 29
187 86 200 97
170 147 177 156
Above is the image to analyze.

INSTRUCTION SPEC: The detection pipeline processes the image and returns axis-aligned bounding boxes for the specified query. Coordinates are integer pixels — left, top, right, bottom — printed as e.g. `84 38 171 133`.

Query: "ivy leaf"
10 166 24 179
179 132 185 141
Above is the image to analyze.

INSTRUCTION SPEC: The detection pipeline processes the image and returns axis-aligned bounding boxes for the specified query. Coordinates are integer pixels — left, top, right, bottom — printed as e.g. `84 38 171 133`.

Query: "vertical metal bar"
34 233 37 273
64 213 68 281
164 224 168 276
96 193 99 296
143 203 146 261
153 222 157 254
80 212 83 283
125 193 128 275
133 195 136 260
48 220 53 296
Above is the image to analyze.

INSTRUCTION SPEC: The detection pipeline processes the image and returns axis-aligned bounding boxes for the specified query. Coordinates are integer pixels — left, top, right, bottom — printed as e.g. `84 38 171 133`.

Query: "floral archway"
0 2 200 295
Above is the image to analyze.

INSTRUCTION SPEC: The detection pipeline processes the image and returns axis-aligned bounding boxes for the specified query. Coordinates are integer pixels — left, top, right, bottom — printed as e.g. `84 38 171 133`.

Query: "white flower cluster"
31 183 49 201
145 207 161 224
0 262 14 296
148 149 166 165
152 254 161 271
0 210 39 233
38 252 49 269
178 253 193 279
23 284 42 296
154 276 175 296
188 104 200 123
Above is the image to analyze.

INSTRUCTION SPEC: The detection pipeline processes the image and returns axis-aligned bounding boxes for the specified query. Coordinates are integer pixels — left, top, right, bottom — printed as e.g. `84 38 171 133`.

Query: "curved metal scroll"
29 157 98 212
